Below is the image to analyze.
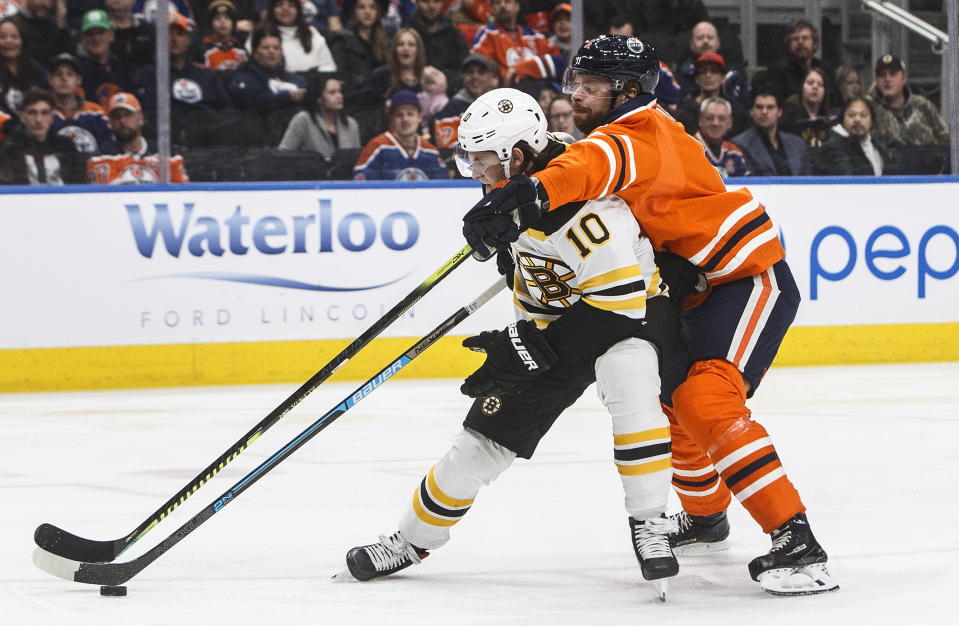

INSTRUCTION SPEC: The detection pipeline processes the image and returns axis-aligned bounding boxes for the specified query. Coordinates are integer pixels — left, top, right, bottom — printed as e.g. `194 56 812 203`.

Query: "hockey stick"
34 244 474 564
34 278 505 587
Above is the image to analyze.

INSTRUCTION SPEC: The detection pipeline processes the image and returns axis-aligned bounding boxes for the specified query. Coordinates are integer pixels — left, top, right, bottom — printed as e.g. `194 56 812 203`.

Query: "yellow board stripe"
411 490 459 527
614 427 671 447
2 323 958 392
616 457 672 476
427 467 474 508
579 266 642 291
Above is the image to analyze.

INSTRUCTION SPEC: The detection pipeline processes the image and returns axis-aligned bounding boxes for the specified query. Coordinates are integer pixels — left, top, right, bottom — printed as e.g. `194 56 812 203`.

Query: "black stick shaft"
70 279 505 586
35 245 472 562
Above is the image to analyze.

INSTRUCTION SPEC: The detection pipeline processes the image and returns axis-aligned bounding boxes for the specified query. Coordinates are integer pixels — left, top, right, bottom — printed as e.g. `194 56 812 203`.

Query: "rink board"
2 178 958 391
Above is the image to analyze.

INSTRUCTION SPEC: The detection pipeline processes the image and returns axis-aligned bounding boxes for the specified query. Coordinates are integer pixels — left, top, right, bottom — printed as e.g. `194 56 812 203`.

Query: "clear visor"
561 68 618 97
454 144 508 178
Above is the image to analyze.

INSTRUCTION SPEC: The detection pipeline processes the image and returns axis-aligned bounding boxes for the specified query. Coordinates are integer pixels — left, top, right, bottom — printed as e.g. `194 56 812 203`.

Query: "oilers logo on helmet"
565 35 660 95
626 37 644 54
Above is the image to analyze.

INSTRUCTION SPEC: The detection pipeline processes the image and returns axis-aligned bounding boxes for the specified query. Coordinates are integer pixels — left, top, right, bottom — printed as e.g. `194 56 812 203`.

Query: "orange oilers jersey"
0 111 11 141
202 45 248 71
535 95 784 286
87 154 190 185
470 24 560 79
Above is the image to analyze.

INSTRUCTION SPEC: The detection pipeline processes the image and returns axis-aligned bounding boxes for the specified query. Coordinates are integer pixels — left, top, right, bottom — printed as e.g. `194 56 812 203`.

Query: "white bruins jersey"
510 194 665 328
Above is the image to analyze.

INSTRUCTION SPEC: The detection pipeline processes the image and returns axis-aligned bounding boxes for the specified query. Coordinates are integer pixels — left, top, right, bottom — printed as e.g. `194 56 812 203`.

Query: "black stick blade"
33 546 137 586
34 523 125 563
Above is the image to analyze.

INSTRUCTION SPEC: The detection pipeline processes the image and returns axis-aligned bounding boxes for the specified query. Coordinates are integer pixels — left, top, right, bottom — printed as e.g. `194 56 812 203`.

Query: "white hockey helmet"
454 88 549 178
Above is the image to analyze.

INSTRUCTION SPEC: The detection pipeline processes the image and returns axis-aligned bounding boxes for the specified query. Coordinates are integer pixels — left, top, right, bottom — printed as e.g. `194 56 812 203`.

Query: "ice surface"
2 363 957 625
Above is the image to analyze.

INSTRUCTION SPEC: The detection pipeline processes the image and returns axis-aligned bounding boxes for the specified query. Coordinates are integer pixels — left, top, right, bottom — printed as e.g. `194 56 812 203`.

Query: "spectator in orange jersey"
460 35 838 597
471 0 559 81
694 96 748 178
86 92 189 184
199 0 249 71
47 53 116 154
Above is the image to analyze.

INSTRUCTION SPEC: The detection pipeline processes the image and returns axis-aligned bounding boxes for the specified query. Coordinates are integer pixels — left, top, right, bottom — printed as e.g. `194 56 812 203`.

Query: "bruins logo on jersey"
517 252 581 308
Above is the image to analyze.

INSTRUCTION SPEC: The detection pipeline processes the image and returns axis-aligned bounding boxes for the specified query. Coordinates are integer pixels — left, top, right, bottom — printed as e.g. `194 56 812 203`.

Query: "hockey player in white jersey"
343 89 680 599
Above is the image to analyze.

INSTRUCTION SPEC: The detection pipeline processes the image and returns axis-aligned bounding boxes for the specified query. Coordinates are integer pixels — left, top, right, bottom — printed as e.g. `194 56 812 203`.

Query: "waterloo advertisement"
1 180 957 352
0 185 509 350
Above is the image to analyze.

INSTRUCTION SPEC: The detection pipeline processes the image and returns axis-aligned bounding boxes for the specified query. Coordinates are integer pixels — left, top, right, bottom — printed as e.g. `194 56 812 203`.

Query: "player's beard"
572 105 606 134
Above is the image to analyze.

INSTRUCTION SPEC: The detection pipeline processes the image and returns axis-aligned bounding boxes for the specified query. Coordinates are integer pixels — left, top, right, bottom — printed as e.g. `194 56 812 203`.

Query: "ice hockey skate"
667 510 731 553
748 513 839 596
629 516 679 602
341 531 429 581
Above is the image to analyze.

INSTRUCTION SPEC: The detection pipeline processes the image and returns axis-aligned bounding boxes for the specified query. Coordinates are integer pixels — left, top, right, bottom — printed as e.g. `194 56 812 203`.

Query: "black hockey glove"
653 250 708 311
495 248 516 290
462 174 548 258
460 320 559 398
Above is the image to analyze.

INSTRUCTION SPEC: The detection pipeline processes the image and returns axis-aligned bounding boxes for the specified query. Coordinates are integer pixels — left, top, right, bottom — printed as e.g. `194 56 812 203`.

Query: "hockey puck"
99 585 127 597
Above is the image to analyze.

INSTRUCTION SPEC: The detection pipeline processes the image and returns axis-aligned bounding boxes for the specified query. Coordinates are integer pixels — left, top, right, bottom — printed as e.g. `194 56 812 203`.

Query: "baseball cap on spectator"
389 90 421 113
694 51 726 72
875 54 905 74
462 54 499 75
208 0 238 19
81 9 113 32
550 3 572 23
108 92 143 114
50 53 82 74
169 11 193 32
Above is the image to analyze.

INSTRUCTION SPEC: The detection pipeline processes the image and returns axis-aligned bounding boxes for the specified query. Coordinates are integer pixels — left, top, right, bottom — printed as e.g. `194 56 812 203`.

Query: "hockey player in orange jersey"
460 35 838 597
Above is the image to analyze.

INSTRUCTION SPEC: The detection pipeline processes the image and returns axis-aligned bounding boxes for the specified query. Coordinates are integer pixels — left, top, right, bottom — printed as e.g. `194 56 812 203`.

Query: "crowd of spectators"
0 0 952 186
